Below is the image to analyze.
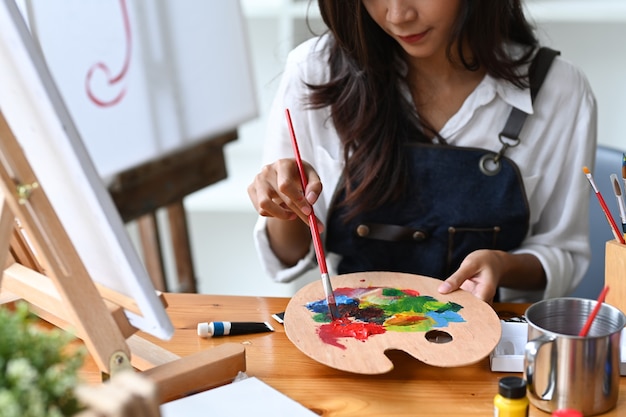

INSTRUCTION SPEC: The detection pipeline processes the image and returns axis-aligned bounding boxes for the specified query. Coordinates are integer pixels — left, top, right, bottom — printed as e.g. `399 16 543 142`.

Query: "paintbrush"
285 108 339 320
611 173 626 235
579 286 610 337
583 166 625 244
622 153 626 209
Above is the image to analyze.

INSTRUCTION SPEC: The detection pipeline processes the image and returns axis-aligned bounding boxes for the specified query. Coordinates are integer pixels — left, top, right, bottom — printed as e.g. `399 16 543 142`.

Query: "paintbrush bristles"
612 175 622 196
582 166 599 192
611 173 626 234
583 165 626 244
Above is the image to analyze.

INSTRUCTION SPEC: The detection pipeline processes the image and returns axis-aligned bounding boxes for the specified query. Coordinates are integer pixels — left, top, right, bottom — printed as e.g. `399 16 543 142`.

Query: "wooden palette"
284 271 501 374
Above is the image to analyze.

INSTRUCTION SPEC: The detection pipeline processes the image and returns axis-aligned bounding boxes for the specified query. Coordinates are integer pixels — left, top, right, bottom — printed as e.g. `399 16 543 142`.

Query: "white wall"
184 1 626 297
183 14 321 297
533 21 626 150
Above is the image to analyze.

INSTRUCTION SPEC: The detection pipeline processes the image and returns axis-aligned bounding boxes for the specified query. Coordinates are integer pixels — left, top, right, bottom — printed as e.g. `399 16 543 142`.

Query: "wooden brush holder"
605 240 626 314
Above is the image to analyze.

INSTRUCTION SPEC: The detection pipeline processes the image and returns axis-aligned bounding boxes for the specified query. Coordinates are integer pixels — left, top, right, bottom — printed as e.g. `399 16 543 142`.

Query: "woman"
248 0 597 303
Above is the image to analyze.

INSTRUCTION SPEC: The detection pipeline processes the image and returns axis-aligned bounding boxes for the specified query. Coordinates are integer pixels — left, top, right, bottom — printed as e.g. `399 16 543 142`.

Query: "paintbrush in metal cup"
579 286 610 337
285 108 339 320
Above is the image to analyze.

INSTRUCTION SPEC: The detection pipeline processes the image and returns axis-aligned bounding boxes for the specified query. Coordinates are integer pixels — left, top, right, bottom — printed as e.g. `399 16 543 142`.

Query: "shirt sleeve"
501 61 598 303
251 39 323 283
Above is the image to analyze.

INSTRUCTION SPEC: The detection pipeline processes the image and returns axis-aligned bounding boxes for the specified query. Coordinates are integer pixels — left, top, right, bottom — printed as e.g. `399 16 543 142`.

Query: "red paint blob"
400 288 421 297
317 318 386 349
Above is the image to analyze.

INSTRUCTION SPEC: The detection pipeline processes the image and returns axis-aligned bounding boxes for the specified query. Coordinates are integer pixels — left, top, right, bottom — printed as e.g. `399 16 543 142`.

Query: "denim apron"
325 47 559 281
325 143 529 279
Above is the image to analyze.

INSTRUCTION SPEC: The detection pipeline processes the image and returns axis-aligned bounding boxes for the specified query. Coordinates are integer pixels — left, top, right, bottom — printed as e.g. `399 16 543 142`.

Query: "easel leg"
0 189 18 304
141 342 246 403
136 204 198 293
167 201 196 293
0 189 14 273
137 214 166 292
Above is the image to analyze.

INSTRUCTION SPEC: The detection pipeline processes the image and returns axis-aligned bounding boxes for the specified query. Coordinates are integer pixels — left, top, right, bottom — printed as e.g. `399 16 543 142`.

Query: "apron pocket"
446 226 502 275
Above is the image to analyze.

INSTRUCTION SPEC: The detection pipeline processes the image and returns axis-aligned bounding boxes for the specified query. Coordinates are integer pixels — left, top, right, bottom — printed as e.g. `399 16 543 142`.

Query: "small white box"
621 330 626 376
489 321 626 375
489 320 528 373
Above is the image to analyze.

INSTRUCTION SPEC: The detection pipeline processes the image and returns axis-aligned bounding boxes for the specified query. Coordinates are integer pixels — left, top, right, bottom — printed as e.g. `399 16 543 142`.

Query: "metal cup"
524 297 625 416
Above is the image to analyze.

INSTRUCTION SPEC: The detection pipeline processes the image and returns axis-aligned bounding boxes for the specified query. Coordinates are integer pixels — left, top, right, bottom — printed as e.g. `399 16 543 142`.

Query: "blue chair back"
570 145 625 299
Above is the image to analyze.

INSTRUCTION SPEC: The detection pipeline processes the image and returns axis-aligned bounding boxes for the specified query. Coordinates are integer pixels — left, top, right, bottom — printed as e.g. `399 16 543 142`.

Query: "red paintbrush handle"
285 109 329 274
579 286 610 337
308 214 328 274
596 191 626 244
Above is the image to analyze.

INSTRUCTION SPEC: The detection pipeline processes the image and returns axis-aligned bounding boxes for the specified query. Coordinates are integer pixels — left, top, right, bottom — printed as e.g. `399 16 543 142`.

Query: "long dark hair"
307 0 538 221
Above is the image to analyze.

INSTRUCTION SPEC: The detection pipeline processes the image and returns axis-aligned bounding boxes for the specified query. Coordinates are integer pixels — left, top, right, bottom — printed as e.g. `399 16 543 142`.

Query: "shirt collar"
488 43 535 115
491 74 533 115
397 50 535 115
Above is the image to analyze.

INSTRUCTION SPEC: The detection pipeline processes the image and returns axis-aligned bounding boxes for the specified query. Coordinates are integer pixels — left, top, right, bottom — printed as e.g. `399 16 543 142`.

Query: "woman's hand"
437 250 546 303
248 158 324 266
248 158 323 225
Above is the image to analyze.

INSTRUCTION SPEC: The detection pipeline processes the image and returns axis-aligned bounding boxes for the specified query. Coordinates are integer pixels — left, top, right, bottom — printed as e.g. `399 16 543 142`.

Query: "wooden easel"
0 111 246 403
108 130 237 293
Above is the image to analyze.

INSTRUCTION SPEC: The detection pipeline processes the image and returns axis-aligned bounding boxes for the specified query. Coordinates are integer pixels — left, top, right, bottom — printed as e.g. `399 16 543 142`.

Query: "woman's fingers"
248 158 323 226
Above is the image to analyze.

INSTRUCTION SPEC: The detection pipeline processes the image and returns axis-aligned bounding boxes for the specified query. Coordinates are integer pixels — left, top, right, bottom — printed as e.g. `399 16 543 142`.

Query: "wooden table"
78 293 626 417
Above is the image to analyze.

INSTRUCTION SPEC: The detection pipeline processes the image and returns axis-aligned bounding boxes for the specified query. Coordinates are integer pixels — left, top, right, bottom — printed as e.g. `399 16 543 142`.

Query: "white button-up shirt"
253 35 597 302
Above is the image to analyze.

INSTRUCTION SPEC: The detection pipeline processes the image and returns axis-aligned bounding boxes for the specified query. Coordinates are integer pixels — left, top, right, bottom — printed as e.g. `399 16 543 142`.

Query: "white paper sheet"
159 377 318 417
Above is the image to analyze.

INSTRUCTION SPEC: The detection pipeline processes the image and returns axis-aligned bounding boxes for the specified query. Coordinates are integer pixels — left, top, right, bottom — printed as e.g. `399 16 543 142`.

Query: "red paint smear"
332 286 421 298
400 288 421 297
333 287 359 297
317 318 385 350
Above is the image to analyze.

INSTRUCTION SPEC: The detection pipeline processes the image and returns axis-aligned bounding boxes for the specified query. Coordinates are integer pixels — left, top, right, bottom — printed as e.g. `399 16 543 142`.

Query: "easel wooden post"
108 130 237 293
0 111 246 403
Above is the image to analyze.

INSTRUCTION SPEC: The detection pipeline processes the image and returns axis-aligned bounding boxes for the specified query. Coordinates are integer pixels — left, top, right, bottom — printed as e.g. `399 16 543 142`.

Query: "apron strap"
500 47 561 141
481 47 560 175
